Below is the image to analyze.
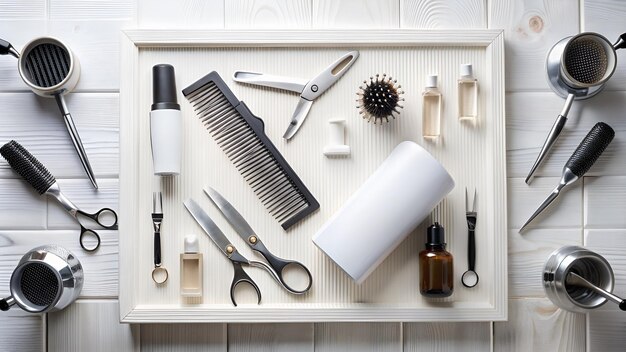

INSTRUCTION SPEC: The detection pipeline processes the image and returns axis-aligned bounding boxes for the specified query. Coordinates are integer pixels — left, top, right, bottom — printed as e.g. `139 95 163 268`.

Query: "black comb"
565 122 615 177
0 140 56 194
24 43 71 88
183 72 319 230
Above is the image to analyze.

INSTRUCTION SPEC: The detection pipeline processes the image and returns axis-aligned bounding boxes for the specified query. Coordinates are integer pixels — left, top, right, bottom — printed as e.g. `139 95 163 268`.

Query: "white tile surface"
403 322 492 351
585 176 626 229
141 324 226 352
228 324 313 352
315 323 401 352
225 0 312 29
401 0 486 29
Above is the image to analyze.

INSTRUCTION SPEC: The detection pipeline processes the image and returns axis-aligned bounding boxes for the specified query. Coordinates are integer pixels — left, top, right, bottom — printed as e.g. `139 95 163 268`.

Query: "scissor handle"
76 208 118 230
78 226 101 252
230 261 261 307
251 240 312 294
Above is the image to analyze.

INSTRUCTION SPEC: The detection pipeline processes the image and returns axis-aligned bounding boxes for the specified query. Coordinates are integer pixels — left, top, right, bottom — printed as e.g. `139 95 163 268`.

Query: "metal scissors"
183 190 312 306
47 182 118 252
233 51 359 140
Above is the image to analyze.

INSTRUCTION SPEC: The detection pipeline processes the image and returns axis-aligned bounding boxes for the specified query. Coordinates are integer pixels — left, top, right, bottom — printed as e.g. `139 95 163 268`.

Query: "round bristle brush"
0 140 56 194
520 122 615 232
356 73 404 124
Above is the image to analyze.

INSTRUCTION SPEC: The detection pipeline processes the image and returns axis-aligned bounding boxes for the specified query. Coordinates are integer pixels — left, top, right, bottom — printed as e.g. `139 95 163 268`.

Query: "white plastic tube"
312 141 455 284
150 109 181 175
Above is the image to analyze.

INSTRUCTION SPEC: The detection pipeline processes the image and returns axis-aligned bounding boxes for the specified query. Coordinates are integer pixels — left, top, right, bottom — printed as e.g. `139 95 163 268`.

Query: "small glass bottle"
180 234 203 298
458 63 478 121
422 74 442 139
419 222 454 297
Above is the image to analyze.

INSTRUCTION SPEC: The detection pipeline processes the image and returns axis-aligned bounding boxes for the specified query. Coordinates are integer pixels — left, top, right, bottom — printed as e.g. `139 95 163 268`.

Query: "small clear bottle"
458 64 478 121
422 74 442 139
180 234 203 298
419 222 454 298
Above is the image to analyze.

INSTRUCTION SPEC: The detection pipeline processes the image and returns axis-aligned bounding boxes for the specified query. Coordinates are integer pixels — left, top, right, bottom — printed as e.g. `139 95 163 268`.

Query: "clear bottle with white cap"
422 74 442 139
180 234 203 298
458 63 478 121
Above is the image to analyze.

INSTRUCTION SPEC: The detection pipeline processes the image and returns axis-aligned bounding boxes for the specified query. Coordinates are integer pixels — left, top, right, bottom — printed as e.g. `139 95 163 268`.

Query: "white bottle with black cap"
150 64 181 176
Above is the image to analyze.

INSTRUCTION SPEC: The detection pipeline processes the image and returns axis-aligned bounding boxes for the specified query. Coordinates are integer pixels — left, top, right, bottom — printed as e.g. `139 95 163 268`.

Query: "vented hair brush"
0 140 117 251
356 73 404 124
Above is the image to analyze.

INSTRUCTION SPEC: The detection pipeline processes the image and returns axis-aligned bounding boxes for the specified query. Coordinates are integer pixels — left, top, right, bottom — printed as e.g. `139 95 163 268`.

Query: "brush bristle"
356 73 404 124
0 140 55 194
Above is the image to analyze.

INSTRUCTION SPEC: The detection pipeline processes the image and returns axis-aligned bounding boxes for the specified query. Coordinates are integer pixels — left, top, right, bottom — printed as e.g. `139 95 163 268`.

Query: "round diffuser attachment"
356 73 404 124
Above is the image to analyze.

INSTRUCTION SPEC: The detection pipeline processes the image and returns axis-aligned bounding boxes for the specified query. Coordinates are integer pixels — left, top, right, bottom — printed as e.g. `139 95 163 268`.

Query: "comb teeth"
183 72 319 229
0 140 56 195
24 43 70 88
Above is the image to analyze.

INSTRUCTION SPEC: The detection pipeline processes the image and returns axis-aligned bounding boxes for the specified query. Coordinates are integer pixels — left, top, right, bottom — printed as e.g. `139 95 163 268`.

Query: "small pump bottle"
150 64 181 175
180 235 203 298
422 74 442 139
419 222 454 298
457 64 478 121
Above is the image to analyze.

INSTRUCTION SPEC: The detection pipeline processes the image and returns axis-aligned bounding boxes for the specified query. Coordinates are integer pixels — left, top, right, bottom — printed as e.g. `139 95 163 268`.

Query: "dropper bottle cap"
426 74 438 88
426 222 446 246
184 234 199 253
460 63 473 78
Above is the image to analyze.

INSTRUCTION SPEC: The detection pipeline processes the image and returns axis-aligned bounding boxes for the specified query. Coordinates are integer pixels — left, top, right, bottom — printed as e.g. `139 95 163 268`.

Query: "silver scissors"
233 51 359 139
183 189 312 306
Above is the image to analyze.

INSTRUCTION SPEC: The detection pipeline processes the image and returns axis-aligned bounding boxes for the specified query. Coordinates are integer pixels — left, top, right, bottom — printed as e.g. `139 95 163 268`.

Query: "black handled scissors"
184 191 312 306
47 183 118 252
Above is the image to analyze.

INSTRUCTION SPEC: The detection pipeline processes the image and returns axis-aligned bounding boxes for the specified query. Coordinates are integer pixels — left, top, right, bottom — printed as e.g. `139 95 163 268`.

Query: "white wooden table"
0 0 624 351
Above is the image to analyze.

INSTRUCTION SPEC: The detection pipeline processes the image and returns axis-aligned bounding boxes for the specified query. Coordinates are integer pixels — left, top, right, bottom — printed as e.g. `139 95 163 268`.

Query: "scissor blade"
283 97 313 140
204 187 258 243
232 71 307 94
183 198 234 258
519 189 561 232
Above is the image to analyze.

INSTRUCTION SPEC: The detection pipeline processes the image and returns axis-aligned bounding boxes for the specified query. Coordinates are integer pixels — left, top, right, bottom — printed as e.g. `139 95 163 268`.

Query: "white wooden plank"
137 0 225 28
0 20 127 91
401 0 486 29
585 176 626 228
228 323 313 352
508 228 581 297
585 229 626 351
47 179 118 229
49 0 133 20
314 323 401 352
506 91 626 178
507 177 582 230
48 300 139 352
403 322 491 351
0 309 44 352
0 179 47 230
0 92 119 179
489 0 580 91
0 230 118 298
493 298 585 352
585 0 626 92
312 0 400 29
0 0 46 20
225 0 312 29
141 323 226 352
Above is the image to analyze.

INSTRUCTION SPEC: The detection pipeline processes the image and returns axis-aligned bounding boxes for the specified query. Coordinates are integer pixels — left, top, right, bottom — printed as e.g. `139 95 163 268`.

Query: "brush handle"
0 140 56 195
565 122 615 177
0 38 19 58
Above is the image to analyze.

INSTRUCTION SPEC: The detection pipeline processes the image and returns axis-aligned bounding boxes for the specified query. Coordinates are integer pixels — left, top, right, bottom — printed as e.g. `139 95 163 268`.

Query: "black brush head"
356 73 404 124
0 140 56 194
565 122 615 177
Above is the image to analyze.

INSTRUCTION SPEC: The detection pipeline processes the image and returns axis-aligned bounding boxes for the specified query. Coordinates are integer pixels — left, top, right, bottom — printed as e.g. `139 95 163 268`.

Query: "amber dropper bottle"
419 222 454 297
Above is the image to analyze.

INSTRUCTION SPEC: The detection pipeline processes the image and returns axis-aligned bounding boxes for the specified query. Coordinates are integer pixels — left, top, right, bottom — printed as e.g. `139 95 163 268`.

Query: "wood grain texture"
508 228 581 297
48 300 139 352
225 0 312 29
0 0 45 20
507 177 582 230
493 298 585 352
315 323 401 352
403 322 491 351
0 20 127 91
506 91 626 178
0 179 47 230
312 0 400 29
585 229 626 352
0 230 118 298
585 0 626 92
137 0 224 28
0 310 44 352
228 324 313 352
49 0 133 20
489 0 580 91
585 176 626 228
0 92 119 179
401 0 486 29
141 323 226 352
